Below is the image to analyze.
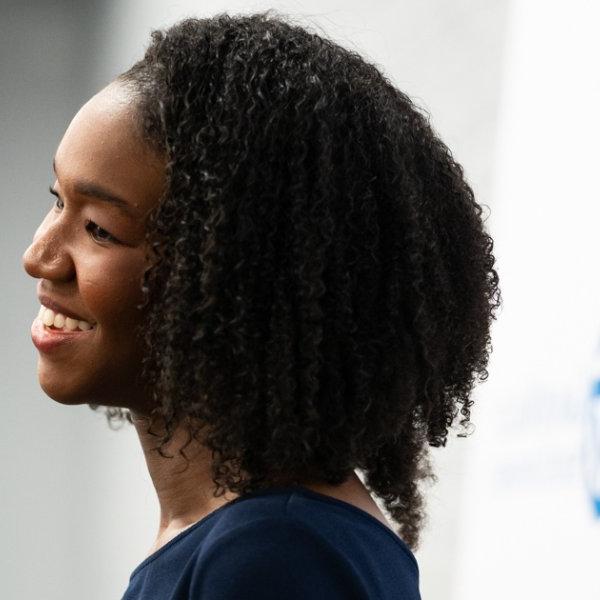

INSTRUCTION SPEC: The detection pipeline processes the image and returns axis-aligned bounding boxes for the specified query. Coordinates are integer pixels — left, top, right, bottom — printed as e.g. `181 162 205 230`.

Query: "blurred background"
2 0 599 598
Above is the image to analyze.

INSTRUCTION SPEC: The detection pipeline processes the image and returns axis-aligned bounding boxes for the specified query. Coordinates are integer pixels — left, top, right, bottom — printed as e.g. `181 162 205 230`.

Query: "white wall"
455 1 600 597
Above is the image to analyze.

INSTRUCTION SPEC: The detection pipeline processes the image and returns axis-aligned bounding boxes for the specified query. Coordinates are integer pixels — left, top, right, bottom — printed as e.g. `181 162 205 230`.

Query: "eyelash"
48 186 120 245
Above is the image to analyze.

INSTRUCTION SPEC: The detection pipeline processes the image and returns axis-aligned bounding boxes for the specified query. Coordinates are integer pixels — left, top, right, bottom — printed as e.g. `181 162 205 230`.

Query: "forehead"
54 82 164 215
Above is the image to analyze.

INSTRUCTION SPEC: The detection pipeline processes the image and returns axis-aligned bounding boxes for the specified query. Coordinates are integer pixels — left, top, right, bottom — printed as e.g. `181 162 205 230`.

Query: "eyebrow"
53 157 137 219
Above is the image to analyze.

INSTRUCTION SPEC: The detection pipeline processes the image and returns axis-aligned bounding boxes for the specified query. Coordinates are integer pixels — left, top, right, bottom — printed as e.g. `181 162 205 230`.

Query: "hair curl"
91 9 501 549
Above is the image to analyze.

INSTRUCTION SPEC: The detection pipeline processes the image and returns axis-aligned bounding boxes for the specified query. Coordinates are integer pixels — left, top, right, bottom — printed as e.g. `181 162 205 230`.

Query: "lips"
30 315 94 353
37 293 96 324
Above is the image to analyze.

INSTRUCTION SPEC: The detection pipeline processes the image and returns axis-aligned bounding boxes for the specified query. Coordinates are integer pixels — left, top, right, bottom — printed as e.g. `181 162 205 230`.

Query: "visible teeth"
42 308 55 326
65 317 79 331
39 305 94 331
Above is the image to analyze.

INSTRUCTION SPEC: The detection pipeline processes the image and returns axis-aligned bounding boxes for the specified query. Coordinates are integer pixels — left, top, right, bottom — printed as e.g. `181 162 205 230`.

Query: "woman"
22 10 500 600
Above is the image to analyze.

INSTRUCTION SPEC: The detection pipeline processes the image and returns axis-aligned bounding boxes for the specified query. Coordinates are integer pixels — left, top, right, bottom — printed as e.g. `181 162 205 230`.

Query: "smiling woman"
21 9 500 600
23 81 165 413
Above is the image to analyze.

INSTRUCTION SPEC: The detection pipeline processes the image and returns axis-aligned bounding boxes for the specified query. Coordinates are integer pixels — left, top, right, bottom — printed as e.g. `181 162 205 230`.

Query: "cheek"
79 251 148 327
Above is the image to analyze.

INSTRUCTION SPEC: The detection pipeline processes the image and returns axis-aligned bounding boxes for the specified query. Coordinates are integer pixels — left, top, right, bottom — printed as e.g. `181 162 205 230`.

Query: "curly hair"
90 9 501 549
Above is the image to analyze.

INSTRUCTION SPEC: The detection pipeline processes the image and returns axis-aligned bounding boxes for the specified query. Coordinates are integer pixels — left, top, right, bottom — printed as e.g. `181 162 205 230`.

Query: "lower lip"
30 317 96 353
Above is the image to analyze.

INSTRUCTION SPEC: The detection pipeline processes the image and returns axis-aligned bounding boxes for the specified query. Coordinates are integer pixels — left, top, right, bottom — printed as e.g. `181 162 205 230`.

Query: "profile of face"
22 81 165 413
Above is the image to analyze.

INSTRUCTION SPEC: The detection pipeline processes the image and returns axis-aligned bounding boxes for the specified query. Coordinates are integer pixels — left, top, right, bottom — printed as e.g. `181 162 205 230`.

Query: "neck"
130 411 238 539
130 410 392 554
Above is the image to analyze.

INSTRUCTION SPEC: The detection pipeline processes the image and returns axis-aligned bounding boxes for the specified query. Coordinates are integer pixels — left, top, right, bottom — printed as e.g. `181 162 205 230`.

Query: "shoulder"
188 516 368 599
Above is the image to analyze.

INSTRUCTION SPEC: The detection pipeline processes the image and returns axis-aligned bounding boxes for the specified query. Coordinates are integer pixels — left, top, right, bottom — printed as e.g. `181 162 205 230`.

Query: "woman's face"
22 81 165 412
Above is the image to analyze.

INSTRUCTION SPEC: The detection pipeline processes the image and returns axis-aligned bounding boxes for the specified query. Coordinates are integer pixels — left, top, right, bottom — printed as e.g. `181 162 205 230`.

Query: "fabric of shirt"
120 485 421 600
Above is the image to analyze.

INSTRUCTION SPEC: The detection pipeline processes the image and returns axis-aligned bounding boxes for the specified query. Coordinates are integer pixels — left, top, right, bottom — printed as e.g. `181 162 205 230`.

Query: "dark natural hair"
93 9 501 549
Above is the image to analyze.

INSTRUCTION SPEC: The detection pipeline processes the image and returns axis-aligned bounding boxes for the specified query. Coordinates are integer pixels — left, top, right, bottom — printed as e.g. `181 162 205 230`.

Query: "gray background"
1 1 508 598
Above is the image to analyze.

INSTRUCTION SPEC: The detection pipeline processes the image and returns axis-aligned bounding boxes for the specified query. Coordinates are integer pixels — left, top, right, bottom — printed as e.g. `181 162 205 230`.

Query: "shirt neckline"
246 485 417 566
127 484 415 580
128 492 247 580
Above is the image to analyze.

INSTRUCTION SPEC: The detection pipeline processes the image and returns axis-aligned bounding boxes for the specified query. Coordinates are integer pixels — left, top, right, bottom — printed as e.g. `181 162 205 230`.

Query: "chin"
37 362 94 406
36 356 150 413
39 384 89 406
38 376 85 406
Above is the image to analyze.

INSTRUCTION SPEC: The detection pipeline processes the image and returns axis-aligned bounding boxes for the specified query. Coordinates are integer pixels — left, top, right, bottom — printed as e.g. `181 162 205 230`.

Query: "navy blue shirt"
121 486 421 599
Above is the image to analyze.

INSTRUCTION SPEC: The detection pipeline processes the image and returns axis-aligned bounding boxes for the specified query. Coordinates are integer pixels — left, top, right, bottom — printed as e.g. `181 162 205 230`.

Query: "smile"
30 310 96 354
38 304 95 331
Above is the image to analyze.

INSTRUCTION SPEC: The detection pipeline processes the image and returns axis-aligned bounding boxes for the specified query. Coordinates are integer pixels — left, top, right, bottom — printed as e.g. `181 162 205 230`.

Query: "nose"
22 217 75 282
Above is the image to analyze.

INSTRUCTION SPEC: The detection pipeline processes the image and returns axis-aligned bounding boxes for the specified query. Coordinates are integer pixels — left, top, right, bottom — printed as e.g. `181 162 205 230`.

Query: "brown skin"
22 81 394 558
22 81 162 415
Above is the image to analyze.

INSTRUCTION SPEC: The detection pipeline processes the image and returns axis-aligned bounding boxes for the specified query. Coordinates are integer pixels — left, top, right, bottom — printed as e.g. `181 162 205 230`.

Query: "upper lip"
37 294 96 324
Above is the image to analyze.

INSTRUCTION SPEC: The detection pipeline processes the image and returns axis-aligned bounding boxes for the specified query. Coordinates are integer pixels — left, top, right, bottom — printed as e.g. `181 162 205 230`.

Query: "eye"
85 220 119 244
49 185 64 210
48 185 120 245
